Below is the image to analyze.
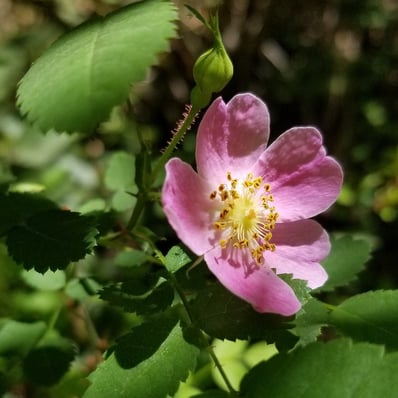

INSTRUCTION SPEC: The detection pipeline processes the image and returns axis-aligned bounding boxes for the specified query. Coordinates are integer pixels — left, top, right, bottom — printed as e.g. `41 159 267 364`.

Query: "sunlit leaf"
83 323 199 398
21 269 66 291
241 339 398 398
330 290 398 349
164 246 191 273
112 310 178 368
17 0 177 134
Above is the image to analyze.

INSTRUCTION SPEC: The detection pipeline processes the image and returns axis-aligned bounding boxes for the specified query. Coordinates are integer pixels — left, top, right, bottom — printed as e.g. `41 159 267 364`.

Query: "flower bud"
191 42 233 109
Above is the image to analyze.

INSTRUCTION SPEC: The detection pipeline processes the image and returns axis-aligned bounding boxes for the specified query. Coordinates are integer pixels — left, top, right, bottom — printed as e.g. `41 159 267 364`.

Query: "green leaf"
104 152 136 191
83 323 199 398
114 249 150 267
6 210 98 273
192 391 230 398
0 320 46 357
17 0 177 134
329 290 398 349
23 344 75 386
241 339 398 398
164 246 191 273
21 269 66 291
0 192 57 236
318 234 371 292
112 311 178 368
190 282 296 348
105 152 137 211
292 299 330 347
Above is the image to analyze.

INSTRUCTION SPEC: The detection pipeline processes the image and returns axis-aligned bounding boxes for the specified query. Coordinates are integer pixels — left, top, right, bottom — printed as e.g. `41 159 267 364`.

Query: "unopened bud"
191 42 233 109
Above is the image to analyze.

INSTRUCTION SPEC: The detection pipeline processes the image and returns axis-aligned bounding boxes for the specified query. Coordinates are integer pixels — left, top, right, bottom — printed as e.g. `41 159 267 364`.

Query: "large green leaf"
83 323 199 398
241 339 398 398
330 290 398 349
17 0 177 134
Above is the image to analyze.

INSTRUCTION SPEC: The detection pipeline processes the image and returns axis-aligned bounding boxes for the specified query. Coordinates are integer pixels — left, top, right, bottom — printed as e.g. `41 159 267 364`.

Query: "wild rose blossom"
162 93 343 316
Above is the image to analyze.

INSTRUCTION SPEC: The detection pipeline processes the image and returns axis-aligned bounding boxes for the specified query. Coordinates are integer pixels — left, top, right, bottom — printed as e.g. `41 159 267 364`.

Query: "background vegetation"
0 0 397 396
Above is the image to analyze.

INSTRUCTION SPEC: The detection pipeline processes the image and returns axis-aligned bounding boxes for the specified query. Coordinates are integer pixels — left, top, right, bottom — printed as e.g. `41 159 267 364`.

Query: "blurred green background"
2 0 397 285
0 0 397 393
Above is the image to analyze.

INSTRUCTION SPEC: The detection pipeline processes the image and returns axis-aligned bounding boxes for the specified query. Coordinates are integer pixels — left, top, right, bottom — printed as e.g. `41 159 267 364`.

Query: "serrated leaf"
0 320 46 357
21 269 66 291
83 323 199 398
318 234 371 292
112 310 178 368
6 209 98 273
17 0 177 134
190 282 296 348
292 299 330 347
23 344 75 386
241 339 398 398
165 246 191 273
329 290 398 349
0 192 57 236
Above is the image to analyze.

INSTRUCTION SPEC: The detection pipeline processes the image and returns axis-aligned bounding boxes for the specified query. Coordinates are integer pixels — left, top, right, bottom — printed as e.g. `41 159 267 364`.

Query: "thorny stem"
150 104 199 186
168 270 239 396
127 104 199 231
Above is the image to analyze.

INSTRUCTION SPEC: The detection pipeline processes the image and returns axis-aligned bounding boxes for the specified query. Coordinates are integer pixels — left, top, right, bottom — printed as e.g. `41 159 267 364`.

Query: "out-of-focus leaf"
17 0 177 134
105 152 137 211
21 269 66 291
0 320 46 357
23 344 75 386
100 281 174 315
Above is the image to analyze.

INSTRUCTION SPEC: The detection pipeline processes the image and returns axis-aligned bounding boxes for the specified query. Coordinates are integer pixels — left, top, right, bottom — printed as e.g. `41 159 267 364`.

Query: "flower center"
209 172 279 264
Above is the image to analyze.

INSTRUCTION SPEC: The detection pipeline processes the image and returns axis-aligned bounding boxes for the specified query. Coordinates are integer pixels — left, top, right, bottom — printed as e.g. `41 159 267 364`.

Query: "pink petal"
253 127 343 221
162 158 217 255
205 247 301 316
265 220 330 288
196 93 270 183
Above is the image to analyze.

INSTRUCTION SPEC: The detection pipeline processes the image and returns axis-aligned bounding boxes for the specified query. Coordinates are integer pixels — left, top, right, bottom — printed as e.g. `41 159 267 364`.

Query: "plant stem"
126 104 199 231
150 104 199 186
168 271 238 396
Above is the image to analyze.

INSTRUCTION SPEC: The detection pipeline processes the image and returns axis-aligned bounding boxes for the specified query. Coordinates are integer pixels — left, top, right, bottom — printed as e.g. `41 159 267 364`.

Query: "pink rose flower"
162 93 343 316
